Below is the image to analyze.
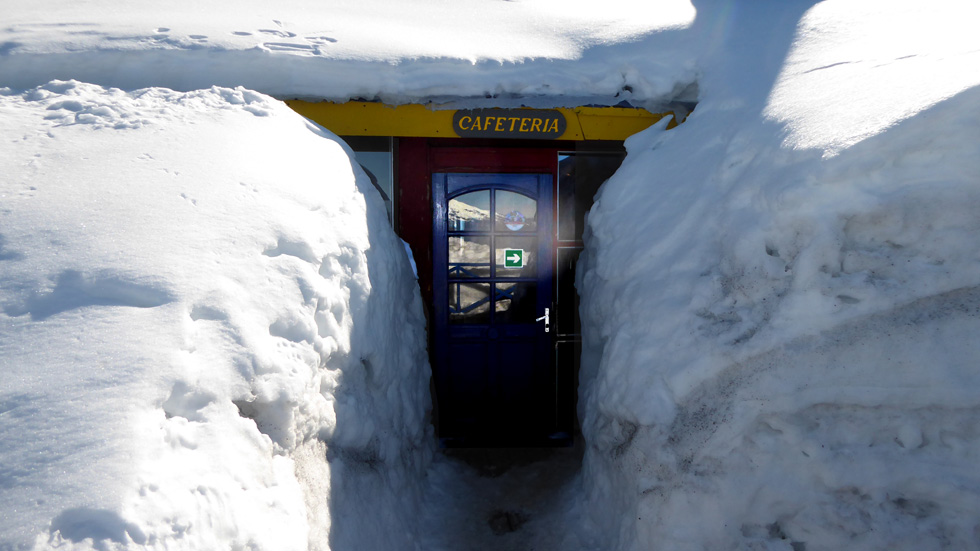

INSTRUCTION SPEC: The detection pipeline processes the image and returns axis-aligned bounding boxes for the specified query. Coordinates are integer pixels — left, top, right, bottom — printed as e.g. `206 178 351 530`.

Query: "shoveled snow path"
420 447 588 551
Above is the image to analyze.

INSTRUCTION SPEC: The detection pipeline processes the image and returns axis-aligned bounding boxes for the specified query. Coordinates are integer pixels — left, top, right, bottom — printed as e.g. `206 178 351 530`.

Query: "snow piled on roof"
0 0 698 107
0 81 431 550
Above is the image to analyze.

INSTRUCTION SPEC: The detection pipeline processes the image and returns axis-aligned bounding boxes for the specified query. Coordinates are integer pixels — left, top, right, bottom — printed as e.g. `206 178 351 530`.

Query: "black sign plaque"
453 109 566 139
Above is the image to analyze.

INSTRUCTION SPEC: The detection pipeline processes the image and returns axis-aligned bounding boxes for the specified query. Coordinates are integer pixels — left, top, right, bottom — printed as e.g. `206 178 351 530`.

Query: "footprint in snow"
487 510 528 535
306 35 338 44
259 28 297 38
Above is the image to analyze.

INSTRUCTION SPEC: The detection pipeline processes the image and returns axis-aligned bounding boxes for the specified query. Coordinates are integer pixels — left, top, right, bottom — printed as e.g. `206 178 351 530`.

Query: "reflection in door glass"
449 190 491 232
495 190 536 232
495 283 537 323
449 282 490 324
449 236 490 278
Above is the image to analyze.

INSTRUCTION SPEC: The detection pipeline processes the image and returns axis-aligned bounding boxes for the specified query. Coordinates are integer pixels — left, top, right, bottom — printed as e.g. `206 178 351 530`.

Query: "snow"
764 0 980 155
575 1 980 549
420 447 585 551
0 0 698 107
2 0 980 550
0 82 431 550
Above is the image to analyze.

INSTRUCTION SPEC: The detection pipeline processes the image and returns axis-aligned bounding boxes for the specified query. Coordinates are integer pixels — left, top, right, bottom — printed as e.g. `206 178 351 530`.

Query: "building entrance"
432 173 555 445
285 100 689 447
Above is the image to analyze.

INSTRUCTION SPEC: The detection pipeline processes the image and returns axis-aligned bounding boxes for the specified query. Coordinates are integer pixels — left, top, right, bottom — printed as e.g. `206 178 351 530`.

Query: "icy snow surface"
0 81 431 550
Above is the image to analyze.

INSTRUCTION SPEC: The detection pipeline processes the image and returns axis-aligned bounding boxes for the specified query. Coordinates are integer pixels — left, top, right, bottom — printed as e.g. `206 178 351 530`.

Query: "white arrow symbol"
507 252 521 263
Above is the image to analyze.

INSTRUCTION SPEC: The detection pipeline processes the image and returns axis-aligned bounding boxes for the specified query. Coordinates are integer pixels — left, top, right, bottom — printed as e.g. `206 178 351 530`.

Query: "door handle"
536 308 550 333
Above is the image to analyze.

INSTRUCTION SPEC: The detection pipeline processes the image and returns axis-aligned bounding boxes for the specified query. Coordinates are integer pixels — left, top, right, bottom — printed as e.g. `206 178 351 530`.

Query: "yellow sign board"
286 100 679 141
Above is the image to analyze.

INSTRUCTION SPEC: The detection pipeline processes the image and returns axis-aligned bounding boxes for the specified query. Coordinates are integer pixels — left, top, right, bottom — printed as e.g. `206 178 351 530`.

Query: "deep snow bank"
0 81 432 550
575 1 980 549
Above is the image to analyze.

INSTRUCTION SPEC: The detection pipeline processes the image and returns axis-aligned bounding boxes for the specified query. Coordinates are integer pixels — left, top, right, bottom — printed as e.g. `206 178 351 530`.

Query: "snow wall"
575 1 980 550
0 81 433 551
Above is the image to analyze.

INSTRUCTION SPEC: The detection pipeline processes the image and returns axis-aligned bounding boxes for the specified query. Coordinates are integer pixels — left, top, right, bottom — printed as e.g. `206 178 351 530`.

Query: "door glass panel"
449 236 490 278
495 190 537 232
556 247 582 335
557 152 625 241
495 235 536 278
343 136 394 223
495 283 538 323
449 190 491 232
449 282 490 324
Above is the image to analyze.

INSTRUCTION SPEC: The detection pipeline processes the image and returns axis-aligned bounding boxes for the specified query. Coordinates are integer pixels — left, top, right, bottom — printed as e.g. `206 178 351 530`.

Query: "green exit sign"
503 249 524 269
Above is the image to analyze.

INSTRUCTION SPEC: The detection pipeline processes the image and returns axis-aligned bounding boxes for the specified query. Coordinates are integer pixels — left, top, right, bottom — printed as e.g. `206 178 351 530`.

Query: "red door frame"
397 137 567 323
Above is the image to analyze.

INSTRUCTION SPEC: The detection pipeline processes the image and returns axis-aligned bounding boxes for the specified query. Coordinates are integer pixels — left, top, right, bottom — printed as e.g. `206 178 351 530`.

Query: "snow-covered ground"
2 0 980 550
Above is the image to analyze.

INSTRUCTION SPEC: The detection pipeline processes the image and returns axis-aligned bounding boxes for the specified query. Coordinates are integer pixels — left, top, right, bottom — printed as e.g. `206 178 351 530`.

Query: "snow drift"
576 1 980 549
0 81 432 550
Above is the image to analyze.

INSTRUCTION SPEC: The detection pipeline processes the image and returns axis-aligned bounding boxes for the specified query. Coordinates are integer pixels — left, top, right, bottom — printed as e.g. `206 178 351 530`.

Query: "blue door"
432 173 555 444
